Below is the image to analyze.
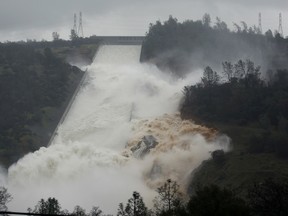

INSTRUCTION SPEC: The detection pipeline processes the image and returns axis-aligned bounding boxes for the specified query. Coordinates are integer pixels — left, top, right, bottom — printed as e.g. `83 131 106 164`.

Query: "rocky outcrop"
131 135 158 158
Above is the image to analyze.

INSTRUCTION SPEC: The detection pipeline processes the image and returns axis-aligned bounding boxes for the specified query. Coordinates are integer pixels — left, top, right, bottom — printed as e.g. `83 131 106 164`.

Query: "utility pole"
78 11 84 37
258 12 262 34
73 13 77 33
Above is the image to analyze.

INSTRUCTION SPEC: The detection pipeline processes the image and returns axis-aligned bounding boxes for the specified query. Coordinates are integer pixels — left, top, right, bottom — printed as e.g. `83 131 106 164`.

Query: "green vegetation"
0 187 12 211
31 197 62 215
187 185 250 216
0 38 101 167
117 191 148 216
4 179 288 215
51 43 99 66
152 179 185 216
1 14 288 215
142 14 288 200
248 179 288 216
182 60 288 191
141 15 288 77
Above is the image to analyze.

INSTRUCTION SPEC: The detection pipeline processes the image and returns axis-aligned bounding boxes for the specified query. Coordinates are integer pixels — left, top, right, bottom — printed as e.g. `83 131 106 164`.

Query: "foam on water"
5 45 229 214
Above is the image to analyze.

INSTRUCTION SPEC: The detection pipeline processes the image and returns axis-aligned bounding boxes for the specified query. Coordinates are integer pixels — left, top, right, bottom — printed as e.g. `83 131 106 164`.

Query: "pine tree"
153 179 185 216
0 187 12 211
117 191 148 216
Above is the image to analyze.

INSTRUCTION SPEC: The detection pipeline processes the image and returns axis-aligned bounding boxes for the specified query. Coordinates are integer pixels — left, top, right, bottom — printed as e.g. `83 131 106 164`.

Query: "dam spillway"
6 45 229 214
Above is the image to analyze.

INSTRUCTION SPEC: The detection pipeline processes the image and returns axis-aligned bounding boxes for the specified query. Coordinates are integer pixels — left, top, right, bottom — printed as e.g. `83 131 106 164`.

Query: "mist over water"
6 45 229 214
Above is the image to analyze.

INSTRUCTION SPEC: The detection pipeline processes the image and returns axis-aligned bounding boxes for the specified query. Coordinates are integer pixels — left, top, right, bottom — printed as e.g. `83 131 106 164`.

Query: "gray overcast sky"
0 0 287 41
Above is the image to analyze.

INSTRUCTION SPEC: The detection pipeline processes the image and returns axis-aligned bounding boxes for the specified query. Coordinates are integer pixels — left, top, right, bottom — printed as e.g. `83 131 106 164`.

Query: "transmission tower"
258 12 262 34
278 13 283 37
73 13 77 33
78 12 84 37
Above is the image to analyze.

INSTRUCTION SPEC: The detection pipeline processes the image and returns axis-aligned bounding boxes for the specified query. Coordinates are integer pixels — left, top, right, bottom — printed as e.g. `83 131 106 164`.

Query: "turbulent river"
5 45 230 214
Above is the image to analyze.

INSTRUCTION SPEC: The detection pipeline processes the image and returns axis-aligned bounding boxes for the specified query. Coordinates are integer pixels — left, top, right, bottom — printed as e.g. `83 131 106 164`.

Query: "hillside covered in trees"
141 15 288 77
183 60 288 190
142 15 288 193
0 39 100 167
1 14 288 214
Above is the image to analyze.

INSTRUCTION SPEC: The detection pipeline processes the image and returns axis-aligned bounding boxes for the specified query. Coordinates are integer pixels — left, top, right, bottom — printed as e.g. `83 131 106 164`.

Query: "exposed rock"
131 135 158 158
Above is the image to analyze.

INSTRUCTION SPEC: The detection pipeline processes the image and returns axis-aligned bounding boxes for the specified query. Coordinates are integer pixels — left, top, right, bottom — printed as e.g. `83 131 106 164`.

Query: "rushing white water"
5 45 229 214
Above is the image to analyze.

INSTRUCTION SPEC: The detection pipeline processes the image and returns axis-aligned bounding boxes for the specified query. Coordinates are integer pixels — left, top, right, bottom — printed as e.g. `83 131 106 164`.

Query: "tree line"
141 14 288 197
181 58 288 157
2 178 288 216
1 35 101 49
0 43 84 167
141 14 288 77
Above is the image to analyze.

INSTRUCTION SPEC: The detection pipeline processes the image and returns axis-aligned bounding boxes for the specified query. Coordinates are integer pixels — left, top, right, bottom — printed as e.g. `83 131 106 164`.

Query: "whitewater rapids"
5 45 229 214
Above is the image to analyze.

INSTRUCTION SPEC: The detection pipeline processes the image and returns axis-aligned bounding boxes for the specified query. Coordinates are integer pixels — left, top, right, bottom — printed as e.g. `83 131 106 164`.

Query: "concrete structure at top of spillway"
97 36 145 45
